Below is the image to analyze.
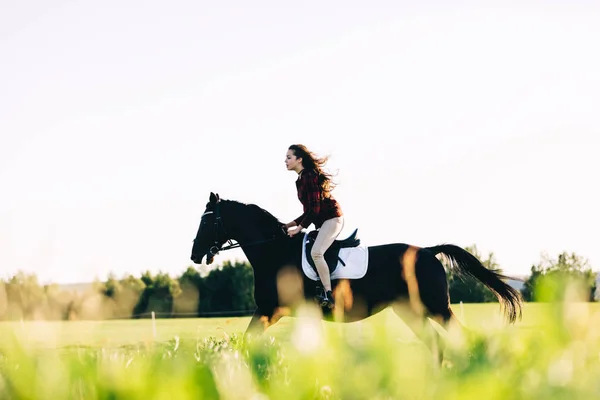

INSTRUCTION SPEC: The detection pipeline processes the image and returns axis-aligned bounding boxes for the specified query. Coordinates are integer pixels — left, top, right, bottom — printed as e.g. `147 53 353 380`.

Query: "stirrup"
316 289 335 309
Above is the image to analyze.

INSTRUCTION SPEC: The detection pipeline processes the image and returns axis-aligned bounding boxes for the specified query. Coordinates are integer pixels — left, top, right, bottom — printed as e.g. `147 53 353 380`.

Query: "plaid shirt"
293 169 343 229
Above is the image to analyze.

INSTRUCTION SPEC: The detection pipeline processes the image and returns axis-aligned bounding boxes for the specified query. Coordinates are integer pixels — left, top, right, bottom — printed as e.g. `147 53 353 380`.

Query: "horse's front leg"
244 306 292 339
244 308 267 338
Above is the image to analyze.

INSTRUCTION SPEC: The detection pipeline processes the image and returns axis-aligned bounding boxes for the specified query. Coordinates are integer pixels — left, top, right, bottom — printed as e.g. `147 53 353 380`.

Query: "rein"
217 236 280 252
204 202 285 257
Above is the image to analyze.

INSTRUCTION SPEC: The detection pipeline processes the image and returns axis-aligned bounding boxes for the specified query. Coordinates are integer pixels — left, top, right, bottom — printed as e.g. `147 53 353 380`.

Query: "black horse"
191 192 523 363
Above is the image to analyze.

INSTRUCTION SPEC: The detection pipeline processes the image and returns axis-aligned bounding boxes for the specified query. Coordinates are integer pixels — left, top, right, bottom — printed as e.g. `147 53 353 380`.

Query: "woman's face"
285 149 303 172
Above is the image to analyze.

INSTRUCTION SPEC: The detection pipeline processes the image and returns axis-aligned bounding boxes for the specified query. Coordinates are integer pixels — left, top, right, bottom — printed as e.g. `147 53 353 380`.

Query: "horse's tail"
425 244 523 323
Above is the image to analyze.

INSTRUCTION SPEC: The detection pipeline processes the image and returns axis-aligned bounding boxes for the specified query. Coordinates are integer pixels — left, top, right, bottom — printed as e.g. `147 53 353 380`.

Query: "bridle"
200 201 285 260
204 200 230 257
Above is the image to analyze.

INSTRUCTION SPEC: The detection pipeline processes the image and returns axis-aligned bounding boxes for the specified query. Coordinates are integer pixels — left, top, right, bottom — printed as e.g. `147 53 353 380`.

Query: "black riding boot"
315 287 335 309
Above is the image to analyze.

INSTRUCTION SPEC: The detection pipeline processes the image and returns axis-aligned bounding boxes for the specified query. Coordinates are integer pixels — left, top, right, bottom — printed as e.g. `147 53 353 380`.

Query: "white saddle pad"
301 232 369 281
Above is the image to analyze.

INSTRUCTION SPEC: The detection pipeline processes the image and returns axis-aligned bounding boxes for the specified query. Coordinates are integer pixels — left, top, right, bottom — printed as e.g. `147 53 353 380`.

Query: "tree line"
0 247 596 321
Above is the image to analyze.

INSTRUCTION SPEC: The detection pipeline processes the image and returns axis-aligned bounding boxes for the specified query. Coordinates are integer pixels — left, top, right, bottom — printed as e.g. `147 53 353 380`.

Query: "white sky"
1 1 599 285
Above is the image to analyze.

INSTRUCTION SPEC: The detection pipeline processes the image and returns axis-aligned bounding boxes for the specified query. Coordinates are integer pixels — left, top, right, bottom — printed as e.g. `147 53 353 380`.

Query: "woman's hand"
282 221 296 235
287 226 303 237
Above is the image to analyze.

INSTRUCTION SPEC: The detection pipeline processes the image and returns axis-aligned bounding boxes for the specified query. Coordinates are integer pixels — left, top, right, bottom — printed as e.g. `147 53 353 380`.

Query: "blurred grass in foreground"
1 298 600 399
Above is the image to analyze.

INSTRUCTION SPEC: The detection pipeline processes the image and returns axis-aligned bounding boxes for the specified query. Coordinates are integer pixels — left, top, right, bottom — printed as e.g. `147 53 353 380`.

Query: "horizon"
2 1 599 285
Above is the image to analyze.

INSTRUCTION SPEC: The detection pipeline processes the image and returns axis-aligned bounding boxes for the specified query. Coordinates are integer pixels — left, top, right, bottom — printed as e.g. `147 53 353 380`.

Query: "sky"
1 1 599 285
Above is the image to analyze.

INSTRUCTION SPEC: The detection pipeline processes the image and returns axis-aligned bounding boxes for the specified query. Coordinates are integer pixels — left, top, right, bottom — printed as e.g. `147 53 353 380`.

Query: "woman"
284 144 344 309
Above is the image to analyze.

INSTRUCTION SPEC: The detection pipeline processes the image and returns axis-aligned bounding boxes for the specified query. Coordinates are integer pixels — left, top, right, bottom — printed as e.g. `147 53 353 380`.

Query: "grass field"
1 301 600 399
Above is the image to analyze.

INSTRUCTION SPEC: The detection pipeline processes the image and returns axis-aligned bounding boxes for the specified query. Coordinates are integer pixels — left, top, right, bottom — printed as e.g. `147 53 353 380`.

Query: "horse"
190 192 523 364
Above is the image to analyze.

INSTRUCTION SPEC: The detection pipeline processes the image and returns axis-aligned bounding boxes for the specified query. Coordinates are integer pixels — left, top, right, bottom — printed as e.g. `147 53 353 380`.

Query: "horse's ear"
209 192 220 204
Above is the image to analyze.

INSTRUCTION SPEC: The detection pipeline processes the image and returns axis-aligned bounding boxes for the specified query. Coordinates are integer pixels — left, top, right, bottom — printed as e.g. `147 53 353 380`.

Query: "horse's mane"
223 199 286 235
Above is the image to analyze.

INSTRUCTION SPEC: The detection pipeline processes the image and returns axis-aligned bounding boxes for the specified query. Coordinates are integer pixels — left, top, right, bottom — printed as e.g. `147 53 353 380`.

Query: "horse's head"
191 192 229 265
191 192 289 265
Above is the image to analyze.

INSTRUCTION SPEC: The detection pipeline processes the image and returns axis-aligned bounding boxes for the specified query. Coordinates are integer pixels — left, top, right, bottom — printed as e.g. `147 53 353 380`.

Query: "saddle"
304 228 361 275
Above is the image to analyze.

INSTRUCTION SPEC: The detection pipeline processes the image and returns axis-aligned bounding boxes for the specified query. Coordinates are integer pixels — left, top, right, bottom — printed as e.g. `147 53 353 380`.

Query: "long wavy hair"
288 144 338 198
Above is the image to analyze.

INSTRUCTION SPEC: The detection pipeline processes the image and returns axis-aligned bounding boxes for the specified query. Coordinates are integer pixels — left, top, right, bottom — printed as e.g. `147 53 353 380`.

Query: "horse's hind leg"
391 300 441 366
399 247 463 366
391 299 427 342
414 251 468 332
429 307 464 335
396 247 444 365
412 250 471 365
